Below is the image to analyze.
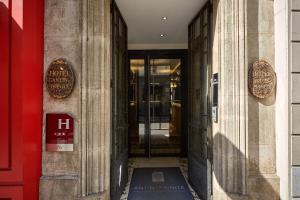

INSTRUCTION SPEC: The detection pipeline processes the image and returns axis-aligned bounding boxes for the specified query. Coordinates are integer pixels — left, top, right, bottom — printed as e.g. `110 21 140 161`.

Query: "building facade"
0 0 297 199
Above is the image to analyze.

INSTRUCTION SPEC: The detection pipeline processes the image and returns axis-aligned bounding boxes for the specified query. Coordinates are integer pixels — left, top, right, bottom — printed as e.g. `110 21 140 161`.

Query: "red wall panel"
22 0 43 199
0 0 10 171
0 186 23 199
0 0 23 184
0 0 43 199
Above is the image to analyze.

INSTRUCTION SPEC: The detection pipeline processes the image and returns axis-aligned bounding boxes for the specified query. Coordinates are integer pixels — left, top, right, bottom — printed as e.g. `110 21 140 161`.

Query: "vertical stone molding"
213 0 247 197
212 0 279 199
40 0 111 199
81 0 111 198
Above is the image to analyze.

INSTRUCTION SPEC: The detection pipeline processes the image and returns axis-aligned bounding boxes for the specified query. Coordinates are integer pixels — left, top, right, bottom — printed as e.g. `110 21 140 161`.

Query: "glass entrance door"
129 59 147 156
149 59 182 155
129 51 187 157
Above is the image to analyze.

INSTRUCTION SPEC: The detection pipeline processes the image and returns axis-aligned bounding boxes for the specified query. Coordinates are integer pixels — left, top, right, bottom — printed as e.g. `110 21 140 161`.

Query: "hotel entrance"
128 51 188 157
111 1 212 200
0 0 282 199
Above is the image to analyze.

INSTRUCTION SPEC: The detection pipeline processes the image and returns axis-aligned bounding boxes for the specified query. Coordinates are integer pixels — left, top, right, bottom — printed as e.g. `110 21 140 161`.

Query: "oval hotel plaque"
46 58 75 99
248 60 276 99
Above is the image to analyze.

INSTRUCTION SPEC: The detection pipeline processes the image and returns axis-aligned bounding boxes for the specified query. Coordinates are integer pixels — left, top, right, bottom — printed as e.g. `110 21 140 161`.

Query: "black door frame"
128 49 188 157
187 2 213 200
110 2 128 200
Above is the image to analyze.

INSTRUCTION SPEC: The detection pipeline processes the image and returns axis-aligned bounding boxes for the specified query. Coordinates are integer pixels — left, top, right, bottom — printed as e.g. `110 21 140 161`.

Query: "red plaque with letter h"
46 114 74 151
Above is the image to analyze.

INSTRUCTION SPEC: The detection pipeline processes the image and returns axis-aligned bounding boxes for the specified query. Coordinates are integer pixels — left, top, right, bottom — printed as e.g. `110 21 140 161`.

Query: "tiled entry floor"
120 157 201 200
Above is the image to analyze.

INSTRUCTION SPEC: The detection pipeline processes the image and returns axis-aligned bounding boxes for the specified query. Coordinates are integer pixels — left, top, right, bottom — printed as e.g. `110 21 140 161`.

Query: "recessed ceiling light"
160 34 165 37
162 16 168 20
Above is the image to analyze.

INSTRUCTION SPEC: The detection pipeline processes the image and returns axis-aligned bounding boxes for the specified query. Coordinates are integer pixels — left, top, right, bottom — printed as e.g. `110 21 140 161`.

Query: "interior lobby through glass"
129 58 182 156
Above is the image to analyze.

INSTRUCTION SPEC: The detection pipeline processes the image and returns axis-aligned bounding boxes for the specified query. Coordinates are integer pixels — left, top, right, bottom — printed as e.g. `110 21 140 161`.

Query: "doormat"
128 167 193 200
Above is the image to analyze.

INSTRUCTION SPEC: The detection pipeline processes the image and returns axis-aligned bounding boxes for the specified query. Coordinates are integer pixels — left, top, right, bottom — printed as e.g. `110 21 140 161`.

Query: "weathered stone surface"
292 136 300 165
212 0 279 199
292 74 300 103
41 0 111 199
291 0 300 10
75 193 105 200
291 43 300 72
81 0 111 197
292 105 300 135
212 0 248 195
42 0 81 177
39 176 79 200
41 0 82 198
44 0 81 38
248 175 280 200
291 12 300 41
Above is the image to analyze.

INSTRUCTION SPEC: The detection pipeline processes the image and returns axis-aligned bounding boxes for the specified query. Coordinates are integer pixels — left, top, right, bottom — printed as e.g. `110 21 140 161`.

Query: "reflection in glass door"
129 59 147 155
129 51 187 157
149 59 181 155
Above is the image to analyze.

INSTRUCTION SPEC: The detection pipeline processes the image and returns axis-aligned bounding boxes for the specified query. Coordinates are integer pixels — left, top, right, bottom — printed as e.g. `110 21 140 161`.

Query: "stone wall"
40 0 111 199
290 0 300 198
40 1 82 199
212 0 280 199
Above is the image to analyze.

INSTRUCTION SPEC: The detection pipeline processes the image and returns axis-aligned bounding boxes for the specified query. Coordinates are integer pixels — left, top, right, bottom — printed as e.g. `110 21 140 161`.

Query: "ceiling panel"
115 0 208 45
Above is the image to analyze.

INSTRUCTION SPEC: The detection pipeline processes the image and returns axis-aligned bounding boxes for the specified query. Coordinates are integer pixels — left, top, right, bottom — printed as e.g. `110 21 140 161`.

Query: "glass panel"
203 25 208 38
119 18 123 36
194 17 201 38
203 8 208 25
129 59 145 155
149 59 182 155
203 39 208 52
192 51 201 122
201 53 208 114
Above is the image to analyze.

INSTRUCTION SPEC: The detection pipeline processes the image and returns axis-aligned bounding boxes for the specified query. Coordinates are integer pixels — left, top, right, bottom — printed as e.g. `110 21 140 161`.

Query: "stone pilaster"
212 0 248 197
40 0 111 199
246 0 279 199
40 1 82 199
80 0 111 198
212 0 279 199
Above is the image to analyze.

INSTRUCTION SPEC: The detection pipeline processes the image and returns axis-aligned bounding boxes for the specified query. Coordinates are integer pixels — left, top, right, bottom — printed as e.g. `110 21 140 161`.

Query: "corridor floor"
120 157 201 200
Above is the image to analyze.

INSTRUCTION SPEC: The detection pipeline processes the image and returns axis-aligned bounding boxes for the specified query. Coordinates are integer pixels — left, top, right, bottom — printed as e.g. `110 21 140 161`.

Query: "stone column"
81 0 111 198
212 0 279 199
40 0 111 199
